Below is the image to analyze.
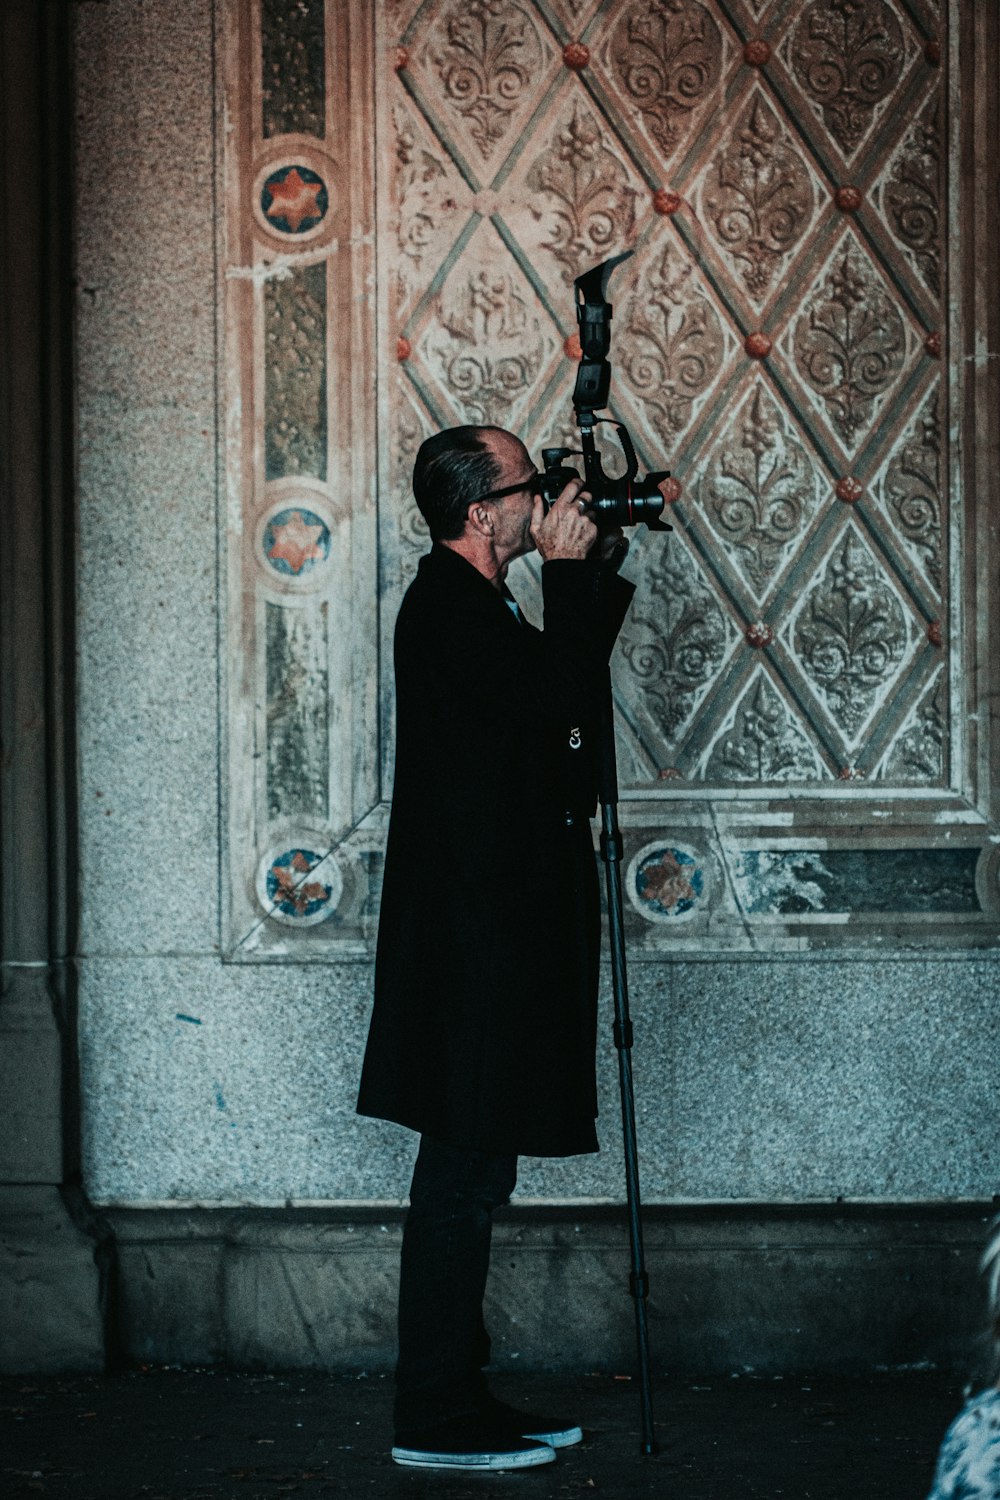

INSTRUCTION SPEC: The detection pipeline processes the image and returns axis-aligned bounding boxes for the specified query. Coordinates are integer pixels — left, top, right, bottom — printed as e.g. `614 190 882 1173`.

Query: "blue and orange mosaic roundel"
630 843 706 922
260 164 329 235
261 847 340 926
262 506 331 577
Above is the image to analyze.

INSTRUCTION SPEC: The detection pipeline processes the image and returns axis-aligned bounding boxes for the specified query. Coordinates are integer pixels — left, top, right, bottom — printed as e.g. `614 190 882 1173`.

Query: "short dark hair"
412 426 503 542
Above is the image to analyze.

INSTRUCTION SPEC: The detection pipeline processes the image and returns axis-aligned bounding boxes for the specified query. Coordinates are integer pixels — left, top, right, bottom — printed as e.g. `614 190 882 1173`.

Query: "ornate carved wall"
222 0 998 958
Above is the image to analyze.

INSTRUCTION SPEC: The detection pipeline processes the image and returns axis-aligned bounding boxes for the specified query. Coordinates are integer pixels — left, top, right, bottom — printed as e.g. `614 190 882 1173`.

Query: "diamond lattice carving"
873 89 942 298
392 98 475 324
413 226 561 428
783 0 910 159
384 0 948 801
701 667 829 783
614 536 736 762
875 667 945 784
786 230 910 454
697 89 819 307
594 0 728 169
877 385 943 596
508 93 641 287
614 236 735 449
411 0 560 182
787 522 916 748
695 379 825 603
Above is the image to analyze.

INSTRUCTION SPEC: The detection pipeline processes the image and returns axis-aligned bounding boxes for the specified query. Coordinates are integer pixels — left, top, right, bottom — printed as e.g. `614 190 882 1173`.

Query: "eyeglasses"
467 472 543 509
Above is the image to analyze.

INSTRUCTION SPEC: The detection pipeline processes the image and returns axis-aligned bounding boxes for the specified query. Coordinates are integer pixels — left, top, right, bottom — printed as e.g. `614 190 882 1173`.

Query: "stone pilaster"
0 0 106 1373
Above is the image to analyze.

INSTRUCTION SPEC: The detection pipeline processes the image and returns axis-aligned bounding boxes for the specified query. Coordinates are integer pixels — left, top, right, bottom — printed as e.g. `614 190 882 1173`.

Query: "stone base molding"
103 1202 994 1378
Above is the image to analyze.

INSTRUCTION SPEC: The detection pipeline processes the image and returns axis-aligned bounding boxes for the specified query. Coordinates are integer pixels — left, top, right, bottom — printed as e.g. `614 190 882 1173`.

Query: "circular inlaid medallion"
628 842 706 923
261 506 332 579
257 846 342 927
260 164 329 236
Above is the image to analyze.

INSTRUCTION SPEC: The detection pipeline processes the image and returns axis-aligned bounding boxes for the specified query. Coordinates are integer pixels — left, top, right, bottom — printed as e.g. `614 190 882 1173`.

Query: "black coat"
357 544 634 1157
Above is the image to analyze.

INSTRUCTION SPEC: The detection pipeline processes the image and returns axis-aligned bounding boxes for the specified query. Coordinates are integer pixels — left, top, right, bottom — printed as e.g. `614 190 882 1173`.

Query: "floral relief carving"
430 0 544 165
610 0 723 159
789 0 905 157
792 239 906 449
879 671 945 783
704 671 824 782
526 100 637 284
616 542 730 748
792 527 909 742
702 92 814 302
882 391 942 592
701 383 821 599
394 106 451 272
881 94 941 296
395 402 432 557
619 241 725 440
423 265 551 425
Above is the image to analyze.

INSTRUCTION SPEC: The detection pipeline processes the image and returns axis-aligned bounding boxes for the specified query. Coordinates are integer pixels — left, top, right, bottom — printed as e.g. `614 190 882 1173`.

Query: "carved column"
0 0 105 1372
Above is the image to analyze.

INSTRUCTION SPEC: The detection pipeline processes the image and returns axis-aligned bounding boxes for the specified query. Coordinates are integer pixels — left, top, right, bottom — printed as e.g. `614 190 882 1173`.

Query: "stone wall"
4 0 996 1372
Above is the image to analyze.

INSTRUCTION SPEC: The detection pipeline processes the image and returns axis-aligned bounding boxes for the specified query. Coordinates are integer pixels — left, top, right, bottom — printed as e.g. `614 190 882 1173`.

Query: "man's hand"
597 525 629 571
530 480 598 562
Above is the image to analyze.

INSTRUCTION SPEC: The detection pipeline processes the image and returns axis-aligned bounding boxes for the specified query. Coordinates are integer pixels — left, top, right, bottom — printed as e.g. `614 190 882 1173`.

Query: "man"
357 424 635 1471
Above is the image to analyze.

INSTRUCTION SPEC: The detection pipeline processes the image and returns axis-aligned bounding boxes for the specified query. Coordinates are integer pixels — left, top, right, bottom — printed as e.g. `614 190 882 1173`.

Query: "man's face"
482 431 539 566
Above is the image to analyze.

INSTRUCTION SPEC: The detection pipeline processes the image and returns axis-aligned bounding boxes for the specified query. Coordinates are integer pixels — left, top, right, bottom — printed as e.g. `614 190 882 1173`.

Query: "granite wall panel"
79 953 1000 1204
73 0 998 1220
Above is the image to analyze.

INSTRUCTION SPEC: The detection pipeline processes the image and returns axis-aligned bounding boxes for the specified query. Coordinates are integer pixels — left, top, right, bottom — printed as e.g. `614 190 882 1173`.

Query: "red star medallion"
265 167 325 233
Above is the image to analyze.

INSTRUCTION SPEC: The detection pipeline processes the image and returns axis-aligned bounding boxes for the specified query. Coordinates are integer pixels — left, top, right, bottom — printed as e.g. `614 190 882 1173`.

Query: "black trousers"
394 1135 518 1435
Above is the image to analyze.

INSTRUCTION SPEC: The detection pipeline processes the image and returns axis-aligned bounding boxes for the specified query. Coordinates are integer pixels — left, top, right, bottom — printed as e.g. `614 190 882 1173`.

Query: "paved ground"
1 1367 964 1499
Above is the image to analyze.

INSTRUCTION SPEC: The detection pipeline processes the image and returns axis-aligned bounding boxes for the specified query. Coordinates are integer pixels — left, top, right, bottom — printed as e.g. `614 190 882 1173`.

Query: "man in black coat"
357 424 635 1472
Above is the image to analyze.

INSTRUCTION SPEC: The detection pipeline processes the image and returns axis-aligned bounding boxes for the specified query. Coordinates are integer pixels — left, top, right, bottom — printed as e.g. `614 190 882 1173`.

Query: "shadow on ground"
1 1368 961 1498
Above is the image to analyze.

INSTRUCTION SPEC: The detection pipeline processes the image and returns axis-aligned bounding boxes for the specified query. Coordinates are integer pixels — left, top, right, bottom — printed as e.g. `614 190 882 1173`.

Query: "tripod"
596 664 657 1456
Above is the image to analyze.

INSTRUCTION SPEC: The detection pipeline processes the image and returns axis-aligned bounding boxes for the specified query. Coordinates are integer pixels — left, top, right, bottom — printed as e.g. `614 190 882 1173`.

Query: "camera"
538 252 672 532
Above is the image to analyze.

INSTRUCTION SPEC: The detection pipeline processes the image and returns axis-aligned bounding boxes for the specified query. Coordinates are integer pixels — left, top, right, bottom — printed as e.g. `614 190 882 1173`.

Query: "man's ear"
467 503 493 537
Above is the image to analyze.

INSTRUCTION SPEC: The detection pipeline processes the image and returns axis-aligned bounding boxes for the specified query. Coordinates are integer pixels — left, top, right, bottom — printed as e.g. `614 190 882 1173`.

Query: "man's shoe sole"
391 1442 557 1471
522 1423 583 1448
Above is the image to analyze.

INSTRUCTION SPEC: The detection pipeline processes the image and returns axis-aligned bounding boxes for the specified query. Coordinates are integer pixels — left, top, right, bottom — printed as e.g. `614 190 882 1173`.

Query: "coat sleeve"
535 560 635 817
393 557 635 831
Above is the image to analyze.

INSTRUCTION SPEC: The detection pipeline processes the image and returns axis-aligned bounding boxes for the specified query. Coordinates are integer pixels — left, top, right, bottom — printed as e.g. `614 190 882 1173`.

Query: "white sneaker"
392 1414 557 1471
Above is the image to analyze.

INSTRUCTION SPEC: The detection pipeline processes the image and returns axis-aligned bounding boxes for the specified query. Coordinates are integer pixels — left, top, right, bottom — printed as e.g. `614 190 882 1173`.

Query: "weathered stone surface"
0 970 63 1183
79 952 1000 1205
103 1203 991 1376
0 1189 106 1374
74 0 219 959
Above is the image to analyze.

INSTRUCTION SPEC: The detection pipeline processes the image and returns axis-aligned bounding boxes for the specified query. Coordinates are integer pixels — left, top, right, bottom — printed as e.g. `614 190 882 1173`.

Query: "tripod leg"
597 680 657 1456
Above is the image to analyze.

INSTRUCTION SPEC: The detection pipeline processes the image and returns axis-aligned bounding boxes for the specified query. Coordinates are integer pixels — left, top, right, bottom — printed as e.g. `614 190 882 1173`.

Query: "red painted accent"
836 476 864 503
745 622 774 648
837 766 866 781
564 332 583 361
653 188 682 215
660 476 682 504
265 167 325 233
836 185 863 212
397 335 411 362
745 332 771 359
657 767 684 780
743 39 770 66
395 45 409 71
928 621 944 647
925 38 941 66
267 510 326 573
563 41 589 70
925 331 941 358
